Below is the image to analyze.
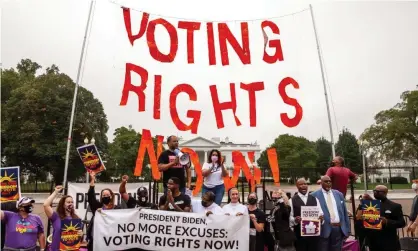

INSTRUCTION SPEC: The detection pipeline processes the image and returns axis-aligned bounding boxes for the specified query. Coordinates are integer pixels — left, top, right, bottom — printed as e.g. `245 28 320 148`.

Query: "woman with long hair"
86 172 120 251
0 197 45 251
201 149 228 205
223 187 247 216
43 185 82 251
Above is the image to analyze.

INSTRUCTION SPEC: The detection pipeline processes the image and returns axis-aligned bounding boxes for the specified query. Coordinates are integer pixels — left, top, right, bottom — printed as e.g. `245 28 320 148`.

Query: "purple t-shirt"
51 211 72 251
3 211 44 249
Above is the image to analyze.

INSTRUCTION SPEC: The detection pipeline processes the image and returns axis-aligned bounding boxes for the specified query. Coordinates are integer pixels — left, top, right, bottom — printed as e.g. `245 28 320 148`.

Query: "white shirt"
202 162 224 188
289 192 323 227
192 201 224 215
222 202 248 215
322 189 340 223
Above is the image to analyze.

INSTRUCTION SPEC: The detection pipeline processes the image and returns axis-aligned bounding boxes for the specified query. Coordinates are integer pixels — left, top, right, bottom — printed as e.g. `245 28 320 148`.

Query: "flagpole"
309 4 336 158
63 0 95 193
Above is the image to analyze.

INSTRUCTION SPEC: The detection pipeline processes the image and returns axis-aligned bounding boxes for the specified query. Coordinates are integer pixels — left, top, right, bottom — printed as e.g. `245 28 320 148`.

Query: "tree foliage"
315 137 333 168
361 90 418 164
335 128 362 173
1 59 109 183
257 134 318 169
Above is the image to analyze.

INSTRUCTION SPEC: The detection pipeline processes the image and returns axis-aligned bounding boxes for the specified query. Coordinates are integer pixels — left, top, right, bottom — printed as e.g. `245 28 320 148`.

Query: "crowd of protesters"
1 136 417 251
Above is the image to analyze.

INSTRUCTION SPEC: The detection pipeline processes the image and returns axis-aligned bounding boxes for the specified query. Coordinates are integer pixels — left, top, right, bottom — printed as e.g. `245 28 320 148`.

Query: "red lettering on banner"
178 21 201 64
169 84 201 134
146 18 178 63
210 83 241 129
206 23 217 65
267 148 280 185
261 21 284 63
122 8 149 46
120 63 148 111
134 129 163 179
181 148 203 196
279 77 303 127
153 75 161 119
218 22 251 66
240 82 265 127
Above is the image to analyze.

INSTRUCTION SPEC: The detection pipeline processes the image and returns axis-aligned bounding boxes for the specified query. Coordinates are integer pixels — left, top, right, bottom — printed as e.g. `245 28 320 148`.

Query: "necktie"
326 192 336 220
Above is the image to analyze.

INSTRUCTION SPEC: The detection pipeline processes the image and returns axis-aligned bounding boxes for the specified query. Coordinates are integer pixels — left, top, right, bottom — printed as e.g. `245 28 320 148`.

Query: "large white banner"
68 182 152 218
93 208 249 251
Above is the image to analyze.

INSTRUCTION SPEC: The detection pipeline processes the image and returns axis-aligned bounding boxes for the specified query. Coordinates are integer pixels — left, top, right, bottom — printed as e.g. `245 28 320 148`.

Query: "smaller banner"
76 144 106 174
0 166 21 202
362 200 382 230
93 208 249 251
60 219 83 250
301 206 321 236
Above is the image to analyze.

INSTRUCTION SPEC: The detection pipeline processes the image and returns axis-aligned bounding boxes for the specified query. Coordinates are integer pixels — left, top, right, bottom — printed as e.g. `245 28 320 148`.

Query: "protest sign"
93 208 249 251
68 182 150 218
0 166 21 202
76 144 106 174
301 206 321 236
362 200 382 230
60 219 83 250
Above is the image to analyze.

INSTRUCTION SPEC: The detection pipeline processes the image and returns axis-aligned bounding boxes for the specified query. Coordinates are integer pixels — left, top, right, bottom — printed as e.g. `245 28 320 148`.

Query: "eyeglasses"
323 180 332 183
373 190 385 193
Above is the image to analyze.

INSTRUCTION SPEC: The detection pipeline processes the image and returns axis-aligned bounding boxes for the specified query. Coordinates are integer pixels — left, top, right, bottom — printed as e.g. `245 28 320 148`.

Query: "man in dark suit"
366 185 406 251
312 175 350 251
1 201 18 249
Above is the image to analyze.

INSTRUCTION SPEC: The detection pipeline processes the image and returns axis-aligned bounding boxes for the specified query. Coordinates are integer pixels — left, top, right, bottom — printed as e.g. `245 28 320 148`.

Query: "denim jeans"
164 187 186 195
202 184 225 205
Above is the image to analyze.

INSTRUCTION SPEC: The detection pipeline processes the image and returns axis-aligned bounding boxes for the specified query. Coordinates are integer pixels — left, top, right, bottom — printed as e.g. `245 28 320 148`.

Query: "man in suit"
312 175 350 251
289 178 323 251
366 185 406 251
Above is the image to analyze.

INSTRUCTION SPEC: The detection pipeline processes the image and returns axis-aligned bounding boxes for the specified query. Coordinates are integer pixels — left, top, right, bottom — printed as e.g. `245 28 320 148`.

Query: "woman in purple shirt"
43 185 83 251
0 197 46 251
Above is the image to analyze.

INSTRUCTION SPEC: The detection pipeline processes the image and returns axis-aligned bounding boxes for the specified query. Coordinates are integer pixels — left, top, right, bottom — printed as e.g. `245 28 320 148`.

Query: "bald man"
364 185 406 251
289 178 323 251
325 156 357 197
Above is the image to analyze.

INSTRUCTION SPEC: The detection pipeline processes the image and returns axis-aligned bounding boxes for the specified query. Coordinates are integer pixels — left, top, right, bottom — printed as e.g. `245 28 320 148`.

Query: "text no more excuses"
120 8 303 134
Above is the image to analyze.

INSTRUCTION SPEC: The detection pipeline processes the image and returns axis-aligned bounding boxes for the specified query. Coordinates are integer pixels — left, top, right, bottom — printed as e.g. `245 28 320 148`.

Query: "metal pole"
362 152 367 192
62 0 95 193
309 4 336 158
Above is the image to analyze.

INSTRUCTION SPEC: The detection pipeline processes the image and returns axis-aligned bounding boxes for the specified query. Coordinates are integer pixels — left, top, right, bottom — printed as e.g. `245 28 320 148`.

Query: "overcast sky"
2 0 417 148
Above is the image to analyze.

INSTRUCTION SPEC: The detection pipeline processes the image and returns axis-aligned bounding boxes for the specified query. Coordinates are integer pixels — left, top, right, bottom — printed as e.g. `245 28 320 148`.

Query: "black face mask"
248 198 257 205
102 196 111 205
201 201 209 207
374 193 386 201
22 205 33 214
330 162 335 167
138 196 148 204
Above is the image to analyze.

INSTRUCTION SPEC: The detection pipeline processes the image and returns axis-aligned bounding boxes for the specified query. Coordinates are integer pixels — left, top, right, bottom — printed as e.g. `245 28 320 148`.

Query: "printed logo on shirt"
168 156 182 168
16 220 36 233
211 165 220 173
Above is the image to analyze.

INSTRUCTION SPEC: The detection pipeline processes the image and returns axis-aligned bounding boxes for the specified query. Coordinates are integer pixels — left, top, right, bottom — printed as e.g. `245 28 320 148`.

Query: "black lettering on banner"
174 226 227 238
103 234 151 246
74 191 140 210
204 240 239 250
75 193 84 209
154 237 200 249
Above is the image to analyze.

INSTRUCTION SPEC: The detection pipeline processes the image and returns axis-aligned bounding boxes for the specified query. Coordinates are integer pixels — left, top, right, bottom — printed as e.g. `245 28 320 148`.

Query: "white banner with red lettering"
93 208 249 251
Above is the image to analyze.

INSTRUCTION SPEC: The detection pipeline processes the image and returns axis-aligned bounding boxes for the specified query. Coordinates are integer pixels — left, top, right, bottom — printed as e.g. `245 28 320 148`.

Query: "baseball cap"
16 197 35 208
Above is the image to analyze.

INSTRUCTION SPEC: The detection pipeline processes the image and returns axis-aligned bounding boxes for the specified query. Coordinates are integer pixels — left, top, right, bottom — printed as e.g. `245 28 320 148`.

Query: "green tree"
335 128 362 173
1 59 109 183
361 90 418 164
315 137 333 168
106 126 161 181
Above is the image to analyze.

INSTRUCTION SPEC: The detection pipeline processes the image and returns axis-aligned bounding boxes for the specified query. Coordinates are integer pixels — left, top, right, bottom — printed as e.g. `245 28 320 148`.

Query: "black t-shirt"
158 150 186 188
159 193 191 211
249 208 266 251
126 195 158 210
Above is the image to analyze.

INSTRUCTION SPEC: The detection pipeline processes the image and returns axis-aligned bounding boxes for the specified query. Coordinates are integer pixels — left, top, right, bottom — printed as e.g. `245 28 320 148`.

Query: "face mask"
66 205 73 211
330 162 335 167
102 196 111 205
412 183 417 190
373 193 385 201
248 198 257 205
211 156 218 163
22 205 33 213
140 197 148 203
201 201 209 207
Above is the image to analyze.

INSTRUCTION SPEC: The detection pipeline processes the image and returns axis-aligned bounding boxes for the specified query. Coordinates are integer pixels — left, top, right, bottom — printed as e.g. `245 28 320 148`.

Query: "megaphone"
174 149 190 166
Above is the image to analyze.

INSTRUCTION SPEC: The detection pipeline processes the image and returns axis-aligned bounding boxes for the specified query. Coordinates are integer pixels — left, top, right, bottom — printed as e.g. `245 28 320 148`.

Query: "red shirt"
326 166 356 196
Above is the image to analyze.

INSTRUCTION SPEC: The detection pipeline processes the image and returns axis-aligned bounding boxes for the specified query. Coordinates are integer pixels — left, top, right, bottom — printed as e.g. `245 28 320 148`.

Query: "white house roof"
180 136 221 147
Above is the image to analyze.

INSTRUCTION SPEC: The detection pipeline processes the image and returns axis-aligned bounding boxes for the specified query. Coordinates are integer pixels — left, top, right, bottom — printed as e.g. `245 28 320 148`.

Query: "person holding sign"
119 175 158 209
360 185 405 251
223 187 248 216
289 178 323 251
158 135 191 194
0 197 45 251
247 192 266 251
311 175 350 251
43 185 83 251
86 173 121 251
192 191 224 216
201 149 228 205
159 177 191 212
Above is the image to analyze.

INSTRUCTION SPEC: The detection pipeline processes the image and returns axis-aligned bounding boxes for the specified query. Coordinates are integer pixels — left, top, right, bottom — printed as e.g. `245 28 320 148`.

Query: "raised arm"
119 175 130 202
0 210 4 220
43 185 63 219
88 173 101 213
